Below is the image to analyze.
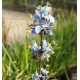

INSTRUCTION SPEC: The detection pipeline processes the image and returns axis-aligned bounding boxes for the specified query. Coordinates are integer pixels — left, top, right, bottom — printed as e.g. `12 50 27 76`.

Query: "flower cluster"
31 39 53 61
28 2 56 80
32 68 49 80
28 2 55 35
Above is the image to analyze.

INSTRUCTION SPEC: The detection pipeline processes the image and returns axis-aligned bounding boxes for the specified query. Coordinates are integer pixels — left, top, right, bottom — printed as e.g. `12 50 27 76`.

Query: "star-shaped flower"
32 70 41 80
31 40 40 53
41 68 49 75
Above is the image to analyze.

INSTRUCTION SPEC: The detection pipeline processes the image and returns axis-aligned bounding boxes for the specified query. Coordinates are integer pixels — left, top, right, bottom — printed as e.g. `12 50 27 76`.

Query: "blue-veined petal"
41 68 49 75
42 14 55 24
31 41 39 53
42 23 49 28
34 16 41 23
45 47 52 52
32 40 38 47
41 76 46 80
32 70 41 80
42 39 47 48
31 28 36 34
35 25 41 34
47 30 53 35
35 9 40 16
45 6 52 12
42 12 48 18
49 23 54 27
43 46 53 53
42 40 53 53
35 70 39 77
45 54 50 58
41 6 46 12
49 14 55 24
41 6 52 14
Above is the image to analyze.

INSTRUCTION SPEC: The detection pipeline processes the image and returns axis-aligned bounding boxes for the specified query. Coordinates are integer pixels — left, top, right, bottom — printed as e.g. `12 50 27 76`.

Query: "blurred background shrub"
2 0 77 12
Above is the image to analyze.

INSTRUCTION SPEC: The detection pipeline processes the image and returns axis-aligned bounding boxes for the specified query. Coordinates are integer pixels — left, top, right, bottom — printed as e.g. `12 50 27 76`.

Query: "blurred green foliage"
2 0 77 11
2 10 77 79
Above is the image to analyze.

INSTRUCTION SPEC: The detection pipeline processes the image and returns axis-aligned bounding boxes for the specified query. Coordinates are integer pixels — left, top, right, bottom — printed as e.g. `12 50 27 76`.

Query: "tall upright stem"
39 0 43 75
41 31 43 49
39 31 43 74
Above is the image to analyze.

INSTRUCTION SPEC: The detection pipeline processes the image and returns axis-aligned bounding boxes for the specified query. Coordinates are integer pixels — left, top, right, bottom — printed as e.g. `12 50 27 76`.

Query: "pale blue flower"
31 5 55 35
42 22 54 28
35 9 41 17
35 25 41 34
31 40 53 55
41 6 46 12
42 53 50 62
43 47 52 53
45 6 52 12
41 68 49 75
42 12 48 18
49 22 54 27
32 40 38 47
46 30 53 35
41 76 45 80
31 26 42 34
48 14 55 24
43 39 47 47
32 77 40 80
31 41 40 53
41 6 52 14
31 28 36 34
34 16 41 23
32 70 41 80
42 14 55 24
42 39 53 53
30 3 55 80
41 75 47 80
42 22 50 28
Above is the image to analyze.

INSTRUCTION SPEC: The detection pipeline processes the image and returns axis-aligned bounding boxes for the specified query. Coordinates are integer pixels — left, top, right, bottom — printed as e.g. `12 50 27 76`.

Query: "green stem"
64 68 70 80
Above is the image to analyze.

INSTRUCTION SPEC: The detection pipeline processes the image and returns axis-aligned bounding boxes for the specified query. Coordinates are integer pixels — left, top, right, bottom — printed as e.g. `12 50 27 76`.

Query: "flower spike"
28 2 56 80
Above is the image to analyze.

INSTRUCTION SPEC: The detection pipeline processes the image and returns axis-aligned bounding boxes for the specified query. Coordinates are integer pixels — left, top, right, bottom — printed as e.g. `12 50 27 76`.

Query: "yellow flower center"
46 64 50 67
48 43 51 47
51 51 55 54
28 14 33 18
37 5 41 10
34 22 39 25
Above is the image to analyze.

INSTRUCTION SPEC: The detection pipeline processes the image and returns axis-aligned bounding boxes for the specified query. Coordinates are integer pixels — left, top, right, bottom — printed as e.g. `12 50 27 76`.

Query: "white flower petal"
34 16 41 23
42 39 48 48
49 14 55 24
42 23 49 28
31 28 36 34
41 6 52 14
35 9 40 16
35 70 39 76
46 57 49 62
45 6 52 12
35 26 41 33
32 40 38 47
47 30 53 35
41 68 49 75
31 41 39 53
42 13 47 18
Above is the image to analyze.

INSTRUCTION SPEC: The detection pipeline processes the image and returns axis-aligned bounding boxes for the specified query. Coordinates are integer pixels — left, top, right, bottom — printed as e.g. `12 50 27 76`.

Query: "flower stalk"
27 1 56 79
